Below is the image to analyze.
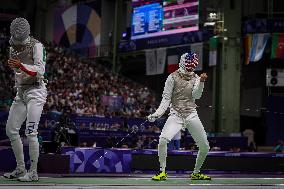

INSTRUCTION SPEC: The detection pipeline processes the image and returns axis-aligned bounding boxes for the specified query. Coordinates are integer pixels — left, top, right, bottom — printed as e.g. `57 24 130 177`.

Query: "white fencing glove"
147 114 159 122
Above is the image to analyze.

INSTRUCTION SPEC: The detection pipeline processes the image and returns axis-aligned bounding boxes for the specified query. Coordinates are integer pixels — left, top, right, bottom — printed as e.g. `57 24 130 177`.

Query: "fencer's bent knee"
199 140 210 153
158 137 169 159
6 125 19 141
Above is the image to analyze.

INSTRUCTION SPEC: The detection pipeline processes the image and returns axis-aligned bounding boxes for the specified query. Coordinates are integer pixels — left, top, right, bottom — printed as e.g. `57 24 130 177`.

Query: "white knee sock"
27 135 39 172
10 137 25 170
158 137 169 172
185 113 210 174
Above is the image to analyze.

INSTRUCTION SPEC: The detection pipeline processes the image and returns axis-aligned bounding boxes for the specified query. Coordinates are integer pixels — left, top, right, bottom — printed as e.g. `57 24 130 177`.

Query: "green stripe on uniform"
43 47 46 63
271 33 278 59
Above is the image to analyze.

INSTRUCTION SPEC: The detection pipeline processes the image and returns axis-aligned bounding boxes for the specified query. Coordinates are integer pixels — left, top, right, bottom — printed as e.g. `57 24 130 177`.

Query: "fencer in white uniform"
148 52 211 181
3 18 47 182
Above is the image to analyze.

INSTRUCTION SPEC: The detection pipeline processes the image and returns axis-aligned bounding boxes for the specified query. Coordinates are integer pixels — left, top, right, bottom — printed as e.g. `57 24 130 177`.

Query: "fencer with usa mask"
148 52 211 181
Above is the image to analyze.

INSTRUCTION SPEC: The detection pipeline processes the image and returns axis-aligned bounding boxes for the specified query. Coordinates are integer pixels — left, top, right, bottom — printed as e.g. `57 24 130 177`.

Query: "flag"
249 33 270 62
209 37 218 66
244 34 252 65
190 42 203 71
271 33 284 59
156 48 167 74
146 49 166 75
167 55 179 73
145 50 156 75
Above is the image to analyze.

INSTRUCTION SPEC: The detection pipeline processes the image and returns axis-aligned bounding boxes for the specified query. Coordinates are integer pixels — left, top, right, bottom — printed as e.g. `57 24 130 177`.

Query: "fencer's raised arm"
192 75 204 99
20 43 45 77
152 75 174 118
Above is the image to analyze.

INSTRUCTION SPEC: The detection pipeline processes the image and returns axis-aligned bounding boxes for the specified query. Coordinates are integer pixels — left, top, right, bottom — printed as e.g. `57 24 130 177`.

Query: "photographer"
52 106 78 152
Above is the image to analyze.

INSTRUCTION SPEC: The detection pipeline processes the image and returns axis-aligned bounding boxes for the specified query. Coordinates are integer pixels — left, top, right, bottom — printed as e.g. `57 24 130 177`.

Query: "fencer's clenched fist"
8 59 22 69
147 114 158 122
200 73 208 82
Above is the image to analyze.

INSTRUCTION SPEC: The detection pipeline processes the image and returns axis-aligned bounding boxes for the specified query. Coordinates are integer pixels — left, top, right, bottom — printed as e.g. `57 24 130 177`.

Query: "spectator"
274 140 284 153
168 131 181 151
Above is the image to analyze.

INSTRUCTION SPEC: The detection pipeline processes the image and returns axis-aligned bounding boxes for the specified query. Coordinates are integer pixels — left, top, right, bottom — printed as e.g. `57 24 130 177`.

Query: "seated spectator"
274 140 284 153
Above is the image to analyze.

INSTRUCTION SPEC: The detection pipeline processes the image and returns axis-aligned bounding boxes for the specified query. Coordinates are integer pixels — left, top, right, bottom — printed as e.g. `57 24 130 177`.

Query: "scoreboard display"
131 0 199 40
132 3 163 35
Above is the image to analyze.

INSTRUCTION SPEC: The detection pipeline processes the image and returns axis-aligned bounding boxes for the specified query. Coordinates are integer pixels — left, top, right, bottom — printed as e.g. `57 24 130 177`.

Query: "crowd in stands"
0 29 13 111
0 28 162 150
0 30 157 119
45 45 157 118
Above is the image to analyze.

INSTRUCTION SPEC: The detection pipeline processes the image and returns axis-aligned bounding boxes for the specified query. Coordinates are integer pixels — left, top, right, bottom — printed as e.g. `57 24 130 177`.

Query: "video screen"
132 3 163 36
132 0 162 7
131 0 199 40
